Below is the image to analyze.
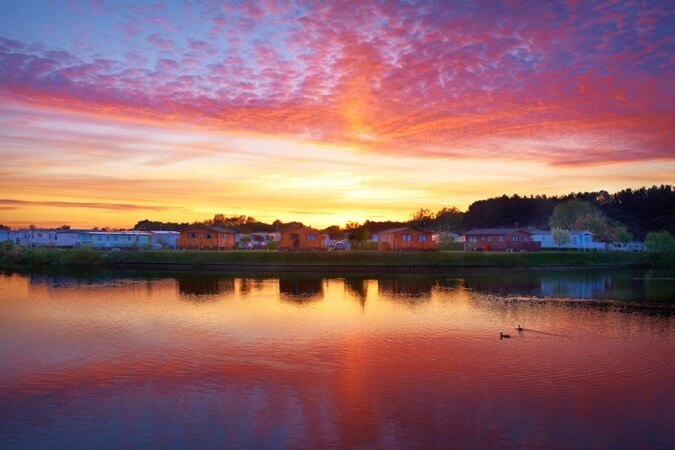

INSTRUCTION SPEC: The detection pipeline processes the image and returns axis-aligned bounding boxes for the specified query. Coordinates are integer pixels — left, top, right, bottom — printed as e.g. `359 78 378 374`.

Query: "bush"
437 242 464 251
60 248 104 266
645 231 675 253
22 248 59 266
0 241 21 266
351 241 378 251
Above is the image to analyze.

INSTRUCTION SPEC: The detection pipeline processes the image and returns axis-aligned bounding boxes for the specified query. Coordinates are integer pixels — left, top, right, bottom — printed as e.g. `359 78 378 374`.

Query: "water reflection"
0 270 673 449
279 277 324 303
10 268 675 304
238 277 266 296
378 277 434 300
177 274 234 298
344 277 368 300
460 269 675 303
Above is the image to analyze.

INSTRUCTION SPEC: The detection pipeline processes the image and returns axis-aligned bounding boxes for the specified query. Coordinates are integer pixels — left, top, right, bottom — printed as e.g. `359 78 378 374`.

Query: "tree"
550 200 632 243
344 221 368 241
410 208 434 228
645 231 675 253
551 228 571 247
573 211 632 243
549 200 597 229
323 225 343 240
434 207 465 232
133 219 184 231
463 195 557 230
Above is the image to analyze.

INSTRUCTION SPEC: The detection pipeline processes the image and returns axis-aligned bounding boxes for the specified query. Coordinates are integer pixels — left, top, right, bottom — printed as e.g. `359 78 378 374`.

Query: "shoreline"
3 247 672 271
113 261 652 273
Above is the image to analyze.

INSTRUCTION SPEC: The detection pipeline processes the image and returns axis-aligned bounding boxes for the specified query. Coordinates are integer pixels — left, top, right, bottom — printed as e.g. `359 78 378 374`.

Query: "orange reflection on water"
0 272 673 448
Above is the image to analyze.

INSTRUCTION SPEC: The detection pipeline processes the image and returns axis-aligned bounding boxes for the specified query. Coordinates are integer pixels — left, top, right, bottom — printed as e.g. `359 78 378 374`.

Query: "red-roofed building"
177 226 235 250
376 228 436 251
279 226 324 251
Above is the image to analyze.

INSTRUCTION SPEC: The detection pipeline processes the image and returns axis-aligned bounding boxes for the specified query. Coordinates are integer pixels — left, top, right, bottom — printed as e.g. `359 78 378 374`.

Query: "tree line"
126 185 675 240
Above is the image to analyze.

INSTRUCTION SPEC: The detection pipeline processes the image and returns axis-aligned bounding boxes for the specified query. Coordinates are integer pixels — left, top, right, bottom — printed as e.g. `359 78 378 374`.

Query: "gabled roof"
464 228 532 235
530 229 594 236
281 225 321 233
181 225 235 233
376 227 432 235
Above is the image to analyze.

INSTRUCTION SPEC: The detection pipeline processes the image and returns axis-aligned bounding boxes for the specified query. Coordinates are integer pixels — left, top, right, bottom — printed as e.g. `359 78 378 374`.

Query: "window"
307 234 315 241
188 232 197 238
418 234 427 242
469 237 477 243
488 236 492 243
499 236 504 242
512 236 519 242
402 234 412 241
205 233 212 239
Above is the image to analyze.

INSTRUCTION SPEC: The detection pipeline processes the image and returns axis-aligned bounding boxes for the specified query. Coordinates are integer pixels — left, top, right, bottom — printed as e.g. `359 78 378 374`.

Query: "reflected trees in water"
177 274 234 299
378 277 434 304
279 278 324 304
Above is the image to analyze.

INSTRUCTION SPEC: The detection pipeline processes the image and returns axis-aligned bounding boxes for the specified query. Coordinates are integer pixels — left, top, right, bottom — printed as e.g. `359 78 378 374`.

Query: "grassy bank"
2 242 670 270
116 249 655 267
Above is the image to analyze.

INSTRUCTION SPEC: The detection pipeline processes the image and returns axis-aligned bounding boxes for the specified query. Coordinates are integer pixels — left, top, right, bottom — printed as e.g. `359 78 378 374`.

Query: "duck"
516 325 523 332
500 332 510 339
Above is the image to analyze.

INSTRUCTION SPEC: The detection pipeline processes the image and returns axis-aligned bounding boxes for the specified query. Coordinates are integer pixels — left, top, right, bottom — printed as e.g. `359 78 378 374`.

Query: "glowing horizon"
1 1 673 229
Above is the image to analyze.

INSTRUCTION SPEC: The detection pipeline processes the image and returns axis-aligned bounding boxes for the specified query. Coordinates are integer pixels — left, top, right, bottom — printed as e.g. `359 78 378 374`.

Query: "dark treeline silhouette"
594 186 675 240
462 195 557 231
133 219 187 231
123 185 674 240
461 185 674 239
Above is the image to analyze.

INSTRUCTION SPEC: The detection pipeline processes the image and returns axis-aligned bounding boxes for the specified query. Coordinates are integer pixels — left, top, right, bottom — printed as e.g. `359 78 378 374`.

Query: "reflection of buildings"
279 278 323 303
26 271 120 287
434 277 463 291
378 277 433 299
344 278 368 299
462 271 638 301
344 277 369 308
539 273 613 299
178 275 234 297
237 278 267 296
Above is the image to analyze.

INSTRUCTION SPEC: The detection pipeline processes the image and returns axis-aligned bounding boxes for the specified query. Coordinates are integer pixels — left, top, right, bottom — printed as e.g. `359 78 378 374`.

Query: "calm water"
1 269 674 449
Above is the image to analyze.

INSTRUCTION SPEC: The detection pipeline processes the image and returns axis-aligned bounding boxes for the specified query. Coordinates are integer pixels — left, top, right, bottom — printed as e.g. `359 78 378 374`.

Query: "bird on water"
500 332 510 339
516 325 523 332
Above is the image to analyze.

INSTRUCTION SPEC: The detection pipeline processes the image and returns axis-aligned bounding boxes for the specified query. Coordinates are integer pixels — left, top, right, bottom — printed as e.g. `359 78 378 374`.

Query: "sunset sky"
0 0 673 229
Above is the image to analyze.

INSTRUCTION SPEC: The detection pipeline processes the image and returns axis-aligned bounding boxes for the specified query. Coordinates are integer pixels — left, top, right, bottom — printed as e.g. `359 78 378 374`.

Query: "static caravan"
376 228 436 251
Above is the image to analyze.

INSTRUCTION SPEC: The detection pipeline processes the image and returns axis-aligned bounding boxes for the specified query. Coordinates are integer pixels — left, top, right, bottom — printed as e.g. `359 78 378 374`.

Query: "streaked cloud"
0 0 672 227
0 199 174 212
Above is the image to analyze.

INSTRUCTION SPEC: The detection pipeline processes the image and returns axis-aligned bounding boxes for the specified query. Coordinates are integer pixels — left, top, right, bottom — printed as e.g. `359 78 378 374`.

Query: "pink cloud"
0 1 672 168
147 33 174 51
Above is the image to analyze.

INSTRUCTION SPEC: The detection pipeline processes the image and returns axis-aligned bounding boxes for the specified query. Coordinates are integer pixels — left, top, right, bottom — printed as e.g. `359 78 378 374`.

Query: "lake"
1 269 674 449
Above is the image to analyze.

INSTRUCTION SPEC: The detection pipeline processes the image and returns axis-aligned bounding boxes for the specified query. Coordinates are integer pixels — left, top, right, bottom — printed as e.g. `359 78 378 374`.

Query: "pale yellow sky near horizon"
1 101 673 230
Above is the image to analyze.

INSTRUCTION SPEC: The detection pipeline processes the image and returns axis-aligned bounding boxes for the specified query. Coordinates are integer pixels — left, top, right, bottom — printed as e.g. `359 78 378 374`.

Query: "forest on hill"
458 185 674 239
131 185 674 240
